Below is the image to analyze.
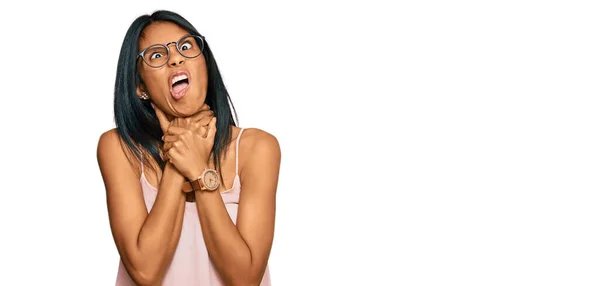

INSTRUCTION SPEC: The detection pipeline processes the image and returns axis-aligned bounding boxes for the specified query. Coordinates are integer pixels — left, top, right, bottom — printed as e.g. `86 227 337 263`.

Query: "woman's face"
136 21 208 118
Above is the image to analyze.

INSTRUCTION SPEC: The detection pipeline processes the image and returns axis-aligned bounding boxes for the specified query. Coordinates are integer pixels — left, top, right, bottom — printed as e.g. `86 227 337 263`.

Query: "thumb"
207 117 217 139
153 104 171 133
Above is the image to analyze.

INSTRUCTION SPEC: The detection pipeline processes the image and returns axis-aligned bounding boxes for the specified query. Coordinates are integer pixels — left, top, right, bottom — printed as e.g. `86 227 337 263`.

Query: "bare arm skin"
194 128 281 285
97 129 186 286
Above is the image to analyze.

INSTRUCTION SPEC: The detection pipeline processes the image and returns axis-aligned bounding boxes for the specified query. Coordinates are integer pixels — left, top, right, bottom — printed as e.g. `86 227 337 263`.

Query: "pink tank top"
115 128 272 285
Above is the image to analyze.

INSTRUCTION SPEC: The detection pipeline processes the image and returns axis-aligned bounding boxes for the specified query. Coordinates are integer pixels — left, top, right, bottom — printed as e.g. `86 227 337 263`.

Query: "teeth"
171 74 188 85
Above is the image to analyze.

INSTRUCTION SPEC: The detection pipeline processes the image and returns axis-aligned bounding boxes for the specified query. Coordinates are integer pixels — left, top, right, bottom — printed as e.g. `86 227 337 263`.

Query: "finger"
206 117 217 139
164 139 183 151
167 148 181 161
198 124 209 138
165 126 188 136
163 142 172 152
192 114 214 131
199 111 215 125
162 135 178 143
154 106 171 133
190 109 214 123
163 140 178 152
170 117 185 128
166 149 175 162
161 150 170 162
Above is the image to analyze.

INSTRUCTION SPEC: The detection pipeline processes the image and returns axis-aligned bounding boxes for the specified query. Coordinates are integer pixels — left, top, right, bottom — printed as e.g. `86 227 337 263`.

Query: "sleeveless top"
115 128 272 285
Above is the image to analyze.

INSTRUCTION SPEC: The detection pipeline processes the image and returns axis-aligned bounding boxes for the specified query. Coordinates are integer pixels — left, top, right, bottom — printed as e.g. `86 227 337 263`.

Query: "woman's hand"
153 103 214 136
154 105 217 181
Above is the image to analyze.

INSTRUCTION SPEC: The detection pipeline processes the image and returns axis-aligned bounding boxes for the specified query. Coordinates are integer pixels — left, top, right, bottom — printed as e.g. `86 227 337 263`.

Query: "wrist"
162 163 186 188
182 166 220 193
165 162 184 178
186 164 209 181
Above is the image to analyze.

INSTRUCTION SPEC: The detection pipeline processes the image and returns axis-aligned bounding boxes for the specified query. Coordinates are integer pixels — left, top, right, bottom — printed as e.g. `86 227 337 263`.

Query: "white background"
0 0 598 285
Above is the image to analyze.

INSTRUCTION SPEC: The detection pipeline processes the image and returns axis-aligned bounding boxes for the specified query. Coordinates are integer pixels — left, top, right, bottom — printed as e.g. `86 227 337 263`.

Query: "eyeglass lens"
142 35 204 67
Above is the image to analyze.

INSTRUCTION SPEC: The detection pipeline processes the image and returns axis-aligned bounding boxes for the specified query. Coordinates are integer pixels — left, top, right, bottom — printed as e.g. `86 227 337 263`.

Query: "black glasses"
138 34 205 68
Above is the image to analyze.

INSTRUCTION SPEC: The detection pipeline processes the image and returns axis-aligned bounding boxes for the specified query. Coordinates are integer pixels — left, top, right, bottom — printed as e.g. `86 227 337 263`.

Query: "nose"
167 44 185 67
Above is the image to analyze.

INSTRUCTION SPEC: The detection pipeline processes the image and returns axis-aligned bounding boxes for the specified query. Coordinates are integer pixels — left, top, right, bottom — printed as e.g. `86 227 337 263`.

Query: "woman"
97 10 280 286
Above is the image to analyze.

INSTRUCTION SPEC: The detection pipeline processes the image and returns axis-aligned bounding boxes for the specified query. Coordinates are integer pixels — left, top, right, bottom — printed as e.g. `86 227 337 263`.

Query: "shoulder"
238 128 281 176
239 128 281 157
97 128 126 156
238 128 281 192
97 128 136 168
97 128 144 180
97 128 120 153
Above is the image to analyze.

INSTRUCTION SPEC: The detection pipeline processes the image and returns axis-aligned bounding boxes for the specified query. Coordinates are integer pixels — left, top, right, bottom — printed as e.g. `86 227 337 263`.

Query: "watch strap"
182 169 220 193
182 177 205 193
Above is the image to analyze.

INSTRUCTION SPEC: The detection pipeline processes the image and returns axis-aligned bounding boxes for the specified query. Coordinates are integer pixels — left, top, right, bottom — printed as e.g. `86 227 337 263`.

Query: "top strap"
235 128 245 175
138 147 144 174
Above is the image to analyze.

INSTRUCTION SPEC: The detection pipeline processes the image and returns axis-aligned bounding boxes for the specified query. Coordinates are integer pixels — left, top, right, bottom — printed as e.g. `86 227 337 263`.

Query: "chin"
170 97 205 117
171 105 196 117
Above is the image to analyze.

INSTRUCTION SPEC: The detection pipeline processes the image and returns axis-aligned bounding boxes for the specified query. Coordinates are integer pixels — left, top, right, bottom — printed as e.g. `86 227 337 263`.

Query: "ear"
135 72 148 98
136 84 146 98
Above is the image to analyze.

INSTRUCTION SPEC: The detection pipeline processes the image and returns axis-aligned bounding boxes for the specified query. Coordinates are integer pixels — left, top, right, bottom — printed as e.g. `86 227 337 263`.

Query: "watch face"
203 170 220 190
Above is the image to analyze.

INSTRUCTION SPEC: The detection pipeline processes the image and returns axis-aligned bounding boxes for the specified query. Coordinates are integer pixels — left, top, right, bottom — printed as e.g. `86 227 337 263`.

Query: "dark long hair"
114 10 237 177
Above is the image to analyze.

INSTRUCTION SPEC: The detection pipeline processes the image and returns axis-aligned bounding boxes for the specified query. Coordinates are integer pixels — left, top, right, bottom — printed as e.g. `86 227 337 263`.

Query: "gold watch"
182 169 220 193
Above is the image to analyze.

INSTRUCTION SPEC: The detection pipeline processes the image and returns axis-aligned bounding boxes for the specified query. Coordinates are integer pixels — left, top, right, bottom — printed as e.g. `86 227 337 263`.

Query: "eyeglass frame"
137 34 206 68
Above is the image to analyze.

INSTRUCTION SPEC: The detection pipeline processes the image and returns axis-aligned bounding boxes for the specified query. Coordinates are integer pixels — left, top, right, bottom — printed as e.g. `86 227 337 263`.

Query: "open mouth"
170 72 190 100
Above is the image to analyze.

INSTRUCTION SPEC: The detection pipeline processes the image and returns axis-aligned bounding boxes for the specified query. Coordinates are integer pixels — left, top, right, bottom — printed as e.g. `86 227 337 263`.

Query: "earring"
140 93 149 100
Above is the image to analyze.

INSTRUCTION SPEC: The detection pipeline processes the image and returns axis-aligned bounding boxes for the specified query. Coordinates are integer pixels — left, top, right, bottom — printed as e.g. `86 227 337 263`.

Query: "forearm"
194 191 256 284
133 163 186 282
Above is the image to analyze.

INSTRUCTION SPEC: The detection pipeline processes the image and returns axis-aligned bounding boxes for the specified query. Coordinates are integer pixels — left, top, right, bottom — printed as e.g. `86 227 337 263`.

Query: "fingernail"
151 103 156 110
161 135 164 140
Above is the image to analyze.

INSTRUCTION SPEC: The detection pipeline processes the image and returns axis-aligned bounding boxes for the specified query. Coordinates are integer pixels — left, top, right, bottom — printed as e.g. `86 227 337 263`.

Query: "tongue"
172 82 189 93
